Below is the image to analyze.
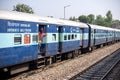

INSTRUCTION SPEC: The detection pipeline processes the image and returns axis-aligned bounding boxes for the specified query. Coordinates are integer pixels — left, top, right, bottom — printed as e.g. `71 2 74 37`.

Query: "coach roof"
89 24 115 31
0 10 88 28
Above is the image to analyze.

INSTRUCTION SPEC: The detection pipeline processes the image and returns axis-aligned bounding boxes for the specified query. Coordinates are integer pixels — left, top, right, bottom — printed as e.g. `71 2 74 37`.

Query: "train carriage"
0 11 42 73
89 24 111 48
0 10 89 74
57 21 89 53
106 28 115 44
0 10 120 75
114 29 120 42
38 19 89 56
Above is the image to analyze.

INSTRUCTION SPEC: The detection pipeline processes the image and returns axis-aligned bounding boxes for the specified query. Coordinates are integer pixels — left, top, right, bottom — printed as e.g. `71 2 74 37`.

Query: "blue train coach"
0 10 89 74
0 11 40 74
0 10 120 75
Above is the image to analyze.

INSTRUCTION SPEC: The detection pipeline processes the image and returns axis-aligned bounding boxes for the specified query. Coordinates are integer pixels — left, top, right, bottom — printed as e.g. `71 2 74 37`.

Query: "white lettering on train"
7 21 31 27
7 21 32 32
8 21 20 27
20 29 31 33
7 28 19 32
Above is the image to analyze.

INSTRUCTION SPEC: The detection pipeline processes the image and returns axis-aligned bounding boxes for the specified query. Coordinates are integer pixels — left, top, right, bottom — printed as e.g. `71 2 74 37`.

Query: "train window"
72 34 74 39
52 34 56 41
68 35 71 40
32 35 38 43
75 34 77 39
64 35 67 40
14 34 22 45
24 34 30 44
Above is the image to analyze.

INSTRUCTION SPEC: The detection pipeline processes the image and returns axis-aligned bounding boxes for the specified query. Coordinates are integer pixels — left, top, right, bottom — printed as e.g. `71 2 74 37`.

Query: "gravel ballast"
15 43 120 80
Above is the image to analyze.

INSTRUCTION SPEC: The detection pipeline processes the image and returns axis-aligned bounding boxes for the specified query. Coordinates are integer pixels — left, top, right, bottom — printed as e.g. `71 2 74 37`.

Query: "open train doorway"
38 24 47 56
58 26 63 53
80 28 84 47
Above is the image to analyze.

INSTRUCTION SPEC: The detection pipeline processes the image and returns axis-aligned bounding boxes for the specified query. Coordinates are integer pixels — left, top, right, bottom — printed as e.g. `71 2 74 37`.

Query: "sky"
0 0 120 20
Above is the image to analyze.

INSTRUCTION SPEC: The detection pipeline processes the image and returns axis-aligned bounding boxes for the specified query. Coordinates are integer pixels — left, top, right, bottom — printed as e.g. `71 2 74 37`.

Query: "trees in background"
95 15 106 26
12 4 119 28
105 11 112 27
77 14 95 24
70 10 120 28
78 15 89 23
13 4 34 14
95 11 113 27
88 14 95 24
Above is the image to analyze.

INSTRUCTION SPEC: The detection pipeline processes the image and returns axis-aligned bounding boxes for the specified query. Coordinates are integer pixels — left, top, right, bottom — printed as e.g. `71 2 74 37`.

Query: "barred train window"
75 34 77 38
72 34 74 39
24 34 30 44
32 35 38 43
68 35 71 40
64 35 67 40
52 34 56 41
14 34 22 45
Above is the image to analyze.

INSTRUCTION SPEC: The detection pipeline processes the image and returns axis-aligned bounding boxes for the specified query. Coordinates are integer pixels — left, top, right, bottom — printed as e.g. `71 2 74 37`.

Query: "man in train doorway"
38 27 46 53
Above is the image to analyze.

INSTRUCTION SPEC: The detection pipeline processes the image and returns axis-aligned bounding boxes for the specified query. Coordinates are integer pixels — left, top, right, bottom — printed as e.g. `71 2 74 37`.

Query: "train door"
91 28 94 46
80 28 84 47
93 29 96 45
38 24 47 55
58 26 63 52
106 30 108 43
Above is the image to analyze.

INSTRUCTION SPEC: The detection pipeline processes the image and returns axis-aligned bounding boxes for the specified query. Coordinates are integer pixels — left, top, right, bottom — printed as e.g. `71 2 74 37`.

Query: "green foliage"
95 15 105 26
78 15 89 23
69 10 120 27
88 14 95 24
105 10 112 27
78 14 95 24
106 11 112 22
13 4 34 14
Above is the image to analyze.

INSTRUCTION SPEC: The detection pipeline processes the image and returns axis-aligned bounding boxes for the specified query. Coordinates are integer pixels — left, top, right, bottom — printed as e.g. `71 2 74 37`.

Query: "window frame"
14 34 22 45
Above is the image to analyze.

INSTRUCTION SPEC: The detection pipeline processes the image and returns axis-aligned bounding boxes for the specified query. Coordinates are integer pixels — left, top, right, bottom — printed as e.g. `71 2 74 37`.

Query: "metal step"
56 54 61 62
37 57 46 68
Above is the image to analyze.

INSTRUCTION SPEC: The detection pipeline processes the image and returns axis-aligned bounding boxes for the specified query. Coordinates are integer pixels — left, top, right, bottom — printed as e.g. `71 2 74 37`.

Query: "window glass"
68 35 71 40
52 34 56 41
64 35 67 40
75 34 77 39
72 34 74 39
24 34 30 44
32 35 38 43
14 34 22 45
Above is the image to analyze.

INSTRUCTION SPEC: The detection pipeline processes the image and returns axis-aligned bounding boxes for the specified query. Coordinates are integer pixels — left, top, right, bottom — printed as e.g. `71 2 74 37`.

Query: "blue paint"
0 45 38 68
46 43 58 56
95 38 106 45
39 42 58 56
83 40 89 48
107 37 113 42
46 24 58 33
0 19 38 33
62 26 81 33
60 40 80 53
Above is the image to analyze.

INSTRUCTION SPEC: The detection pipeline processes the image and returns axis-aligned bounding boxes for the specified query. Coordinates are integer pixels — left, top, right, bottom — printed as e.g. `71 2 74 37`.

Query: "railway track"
101 56 120 80
70 48 120 80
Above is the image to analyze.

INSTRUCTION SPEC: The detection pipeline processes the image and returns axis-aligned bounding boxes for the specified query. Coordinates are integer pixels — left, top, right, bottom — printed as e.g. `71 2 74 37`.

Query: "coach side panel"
94 29 107 46
60 26 81 53
0 19 38 68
